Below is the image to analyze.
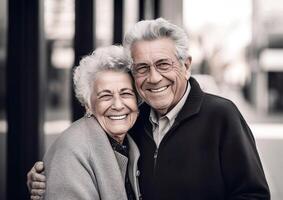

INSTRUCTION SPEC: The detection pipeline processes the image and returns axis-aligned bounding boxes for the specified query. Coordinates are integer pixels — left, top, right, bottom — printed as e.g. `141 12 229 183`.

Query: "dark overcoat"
130 77 270 200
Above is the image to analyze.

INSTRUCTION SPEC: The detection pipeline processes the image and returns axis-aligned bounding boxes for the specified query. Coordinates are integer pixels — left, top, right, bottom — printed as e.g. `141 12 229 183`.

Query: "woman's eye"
121 92 134 97
99 95 112 100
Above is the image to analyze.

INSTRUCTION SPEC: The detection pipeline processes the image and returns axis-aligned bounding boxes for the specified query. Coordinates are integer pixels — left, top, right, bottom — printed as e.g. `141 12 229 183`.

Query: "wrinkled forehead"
130 38 177 62
92 70 134 91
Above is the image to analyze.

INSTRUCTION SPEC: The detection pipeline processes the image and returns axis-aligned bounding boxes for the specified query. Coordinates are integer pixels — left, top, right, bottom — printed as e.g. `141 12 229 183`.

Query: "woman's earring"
85 113 91 118
85 110 93 118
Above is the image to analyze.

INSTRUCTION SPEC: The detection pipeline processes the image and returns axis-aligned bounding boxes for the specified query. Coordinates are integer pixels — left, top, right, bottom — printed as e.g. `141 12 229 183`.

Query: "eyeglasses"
131 59 174 77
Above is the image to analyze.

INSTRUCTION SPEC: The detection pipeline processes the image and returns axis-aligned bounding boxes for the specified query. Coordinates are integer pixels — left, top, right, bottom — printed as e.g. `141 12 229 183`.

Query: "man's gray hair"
73 45 131 109
123 18 190 62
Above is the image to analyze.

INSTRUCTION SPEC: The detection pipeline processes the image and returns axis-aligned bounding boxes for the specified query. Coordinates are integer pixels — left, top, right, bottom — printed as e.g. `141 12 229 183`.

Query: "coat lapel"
85 117 128 200
171 77 205 129
114 151 128 181
128 135 141 200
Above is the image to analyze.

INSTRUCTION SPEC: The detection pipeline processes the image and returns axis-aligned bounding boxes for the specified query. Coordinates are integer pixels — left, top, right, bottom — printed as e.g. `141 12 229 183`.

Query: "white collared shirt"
149 81 191 147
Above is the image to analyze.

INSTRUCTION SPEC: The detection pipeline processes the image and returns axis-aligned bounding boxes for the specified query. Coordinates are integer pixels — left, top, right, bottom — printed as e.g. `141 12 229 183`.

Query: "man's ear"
184 56 192 79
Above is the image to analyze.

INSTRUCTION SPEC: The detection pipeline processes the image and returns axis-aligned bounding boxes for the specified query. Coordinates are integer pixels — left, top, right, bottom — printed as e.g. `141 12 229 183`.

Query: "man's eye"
136 65 149 73
156 62 171 69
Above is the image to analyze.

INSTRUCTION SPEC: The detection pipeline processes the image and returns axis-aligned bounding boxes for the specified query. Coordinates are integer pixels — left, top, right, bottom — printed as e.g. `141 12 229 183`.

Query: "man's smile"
147 85 169 93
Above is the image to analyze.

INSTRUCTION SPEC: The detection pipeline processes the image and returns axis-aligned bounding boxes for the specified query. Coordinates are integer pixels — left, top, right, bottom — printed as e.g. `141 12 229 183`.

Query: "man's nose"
147 66 162 83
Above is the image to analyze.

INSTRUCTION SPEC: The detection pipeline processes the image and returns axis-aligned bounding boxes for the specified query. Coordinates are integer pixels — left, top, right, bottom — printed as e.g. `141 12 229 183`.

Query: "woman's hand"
27 161 46 199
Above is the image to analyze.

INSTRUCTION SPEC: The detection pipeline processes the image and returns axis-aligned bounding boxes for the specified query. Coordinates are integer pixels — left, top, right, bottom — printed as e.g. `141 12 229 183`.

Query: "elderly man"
28 18 270 200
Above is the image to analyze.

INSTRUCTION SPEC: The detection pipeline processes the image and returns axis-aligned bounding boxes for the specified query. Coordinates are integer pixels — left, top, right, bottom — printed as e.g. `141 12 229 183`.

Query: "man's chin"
150 103 170 115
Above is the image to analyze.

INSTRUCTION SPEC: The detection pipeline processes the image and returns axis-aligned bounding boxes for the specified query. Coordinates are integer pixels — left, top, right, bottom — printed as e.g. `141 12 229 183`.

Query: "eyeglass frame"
131 58 177 77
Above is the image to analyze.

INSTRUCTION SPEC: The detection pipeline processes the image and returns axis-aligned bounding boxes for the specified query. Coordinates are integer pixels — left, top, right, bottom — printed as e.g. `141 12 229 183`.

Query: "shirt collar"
149 81 191 125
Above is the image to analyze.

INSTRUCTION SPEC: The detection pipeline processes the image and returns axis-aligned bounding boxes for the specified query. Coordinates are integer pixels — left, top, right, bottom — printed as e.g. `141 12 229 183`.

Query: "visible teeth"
150 86 167 93
109 115 127 120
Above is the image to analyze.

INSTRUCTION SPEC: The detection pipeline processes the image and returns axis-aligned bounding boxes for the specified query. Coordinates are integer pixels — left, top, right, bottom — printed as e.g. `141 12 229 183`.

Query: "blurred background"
0 0 282 199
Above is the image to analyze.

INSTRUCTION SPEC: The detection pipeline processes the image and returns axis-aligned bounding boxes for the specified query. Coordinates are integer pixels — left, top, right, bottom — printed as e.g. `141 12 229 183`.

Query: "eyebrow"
120 88 135 93
155 58 170 63
97 88 134 96
134 58 170 64
133 61 149 66
97 90 112 96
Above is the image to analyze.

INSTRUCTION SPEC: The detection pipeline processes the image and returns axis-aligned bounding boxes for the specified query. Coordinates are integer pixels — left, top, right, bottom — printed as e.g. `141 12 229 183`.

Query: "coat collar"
138 77 205 127
84 116 141 200
173 76 205 125
127 135 141 200
84 117 128 199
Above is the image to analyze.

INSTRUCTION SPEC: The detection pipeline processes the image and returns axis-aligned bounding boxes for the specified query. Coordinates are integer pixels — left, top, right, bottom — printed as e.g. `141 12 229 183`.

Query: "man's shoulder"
201 93 241 117
203 93 235 106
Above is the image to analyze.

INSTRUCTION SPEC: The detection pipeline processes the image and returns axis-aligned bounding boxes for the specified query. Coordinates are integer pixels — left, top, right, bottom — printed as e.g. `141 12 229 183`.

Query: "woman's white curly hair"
73 45 132 113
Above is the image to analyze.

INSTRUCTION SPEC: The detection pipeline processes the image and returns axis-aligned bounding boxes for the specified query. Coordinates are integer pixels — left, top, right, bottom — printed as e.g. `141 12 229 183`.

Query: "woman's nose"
111 96 124 110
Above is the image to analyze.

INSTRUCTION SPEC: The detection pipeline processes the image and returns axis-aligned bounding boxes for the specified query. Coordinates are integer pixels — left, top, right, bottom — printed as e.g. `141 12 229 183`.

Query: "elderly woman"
28 45 141 200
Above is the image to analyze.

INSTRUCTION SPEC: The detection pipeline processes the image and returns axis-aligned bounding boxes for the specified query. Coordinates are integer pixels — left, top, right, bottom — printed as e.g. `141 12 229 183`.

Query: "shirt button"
136 170 140 176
